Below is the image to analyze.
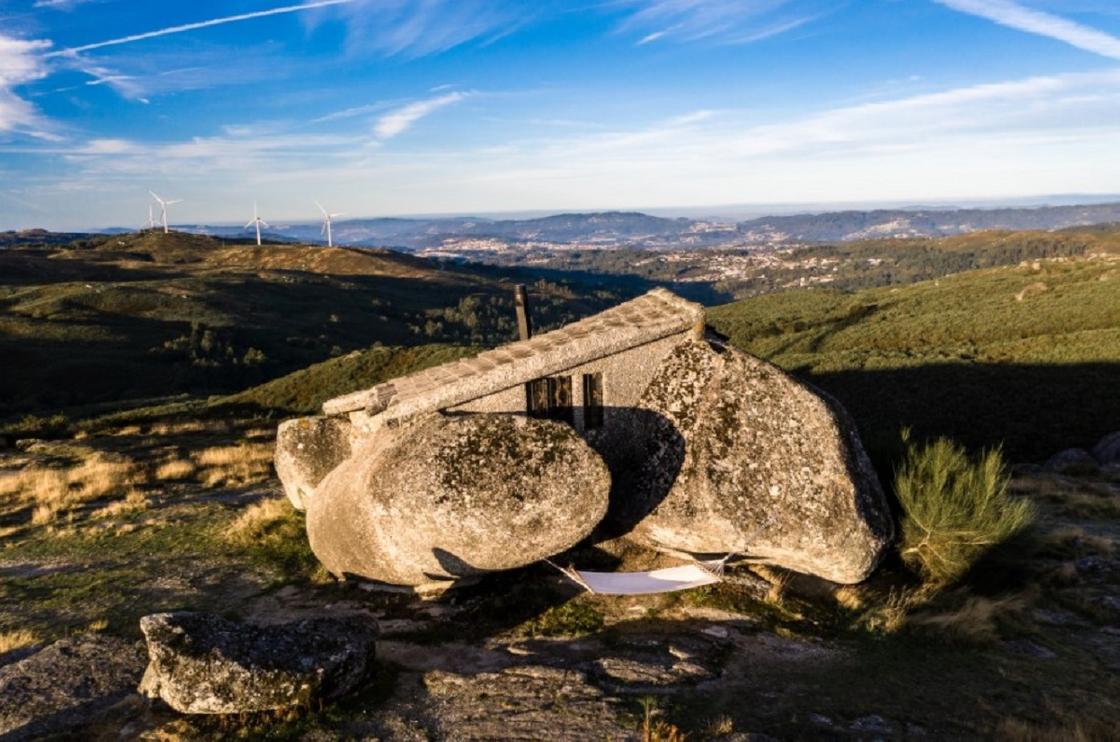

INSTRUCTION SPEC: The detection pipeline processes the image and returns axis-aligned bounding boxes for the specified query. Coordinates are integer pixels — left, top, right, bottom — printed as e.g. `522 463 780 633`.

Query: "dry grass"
861 589 913 634
147 420 229 437
193 442 274 488
702 716 734 737
833 585 867 611
751 564 792 605
154 459 197 482
1041 526 1114 556
908 592 1031 642
640 699 688 742
997 716 1118 741
93 489 151 519
0 628 39 654
0 452 141 523
225 496 291 545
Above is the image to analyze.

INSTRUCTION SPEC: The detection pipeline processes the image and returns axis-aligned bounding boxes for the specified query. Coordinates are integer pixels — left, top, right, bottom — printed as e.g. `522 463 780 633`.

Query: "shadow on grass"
798 362 1120 472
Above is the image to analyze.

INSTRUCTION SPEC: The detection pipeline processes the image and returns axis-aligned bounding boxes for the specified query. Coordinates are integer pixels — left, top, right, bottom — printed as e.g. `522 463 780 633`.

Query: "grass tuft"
154 459 196 481
895 434 1034 584
1 452 141 523
193 442 273 488
0 628 40 654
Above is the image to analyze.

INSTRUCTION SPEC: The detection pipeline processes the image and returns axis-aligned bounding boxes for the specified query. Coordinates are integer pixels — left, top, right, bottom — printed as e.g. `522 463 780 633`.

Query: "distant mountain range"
96 201 1120 251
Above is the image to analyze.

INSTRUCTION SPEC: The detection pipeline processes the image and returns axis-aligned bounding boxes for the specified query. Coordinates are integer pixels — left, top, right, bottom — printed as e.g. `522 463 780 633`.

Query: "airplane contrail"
45 0 356 58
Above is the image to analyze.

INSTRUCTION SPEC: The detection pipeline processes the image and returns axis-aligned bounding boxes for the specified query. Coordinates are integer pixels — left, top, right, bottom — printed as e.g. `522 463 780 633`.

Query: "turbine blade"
245 220 255 229
260 220 270 228
315 200 327 216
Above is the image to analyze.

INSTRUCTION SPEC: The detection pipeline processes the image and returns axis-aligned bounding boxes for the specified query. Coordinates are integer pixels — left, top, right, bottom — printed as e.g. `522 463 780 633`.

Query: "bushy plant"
895 433 1034 584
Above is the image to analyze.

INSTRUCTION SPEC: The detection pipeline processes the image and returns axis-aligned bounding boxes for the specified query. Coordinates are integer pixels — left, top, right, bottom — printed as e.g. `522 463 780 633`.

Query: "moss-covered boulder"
307 414 611 589
138 612 377 714
275 415 353 510
622 338 893 584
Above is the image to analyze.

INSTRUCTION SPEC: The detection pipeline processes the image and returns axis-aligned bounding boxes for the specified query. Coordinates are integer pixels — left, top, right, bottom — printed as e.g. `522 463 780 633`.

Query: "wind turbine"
315 200 345 247
149 191 182 234
245 202 269 246
146 203 155 231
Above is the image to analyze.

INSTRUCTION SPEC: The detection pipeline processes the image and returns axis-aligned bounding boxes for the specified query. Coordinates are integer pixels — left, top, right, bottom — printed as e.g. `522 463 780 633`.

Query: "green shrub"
895 433 1034 584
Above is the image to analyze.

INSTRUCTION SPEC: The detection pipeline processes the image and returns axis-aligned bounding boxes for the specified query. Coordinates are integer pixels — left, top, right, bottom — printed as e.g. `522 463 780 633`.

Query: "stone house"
282 287 893 586
322 288 706 461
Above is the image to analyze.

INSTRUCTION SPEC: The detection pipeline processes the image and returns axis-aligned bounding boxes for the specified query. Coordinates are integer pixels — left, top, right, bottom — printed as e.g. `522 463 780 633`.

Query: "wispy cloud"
935 0 1120 60
307 0 537 58
33 0 97 8
374 92 466 140
620 0 829 45
45 0 355 58
0 34 54 136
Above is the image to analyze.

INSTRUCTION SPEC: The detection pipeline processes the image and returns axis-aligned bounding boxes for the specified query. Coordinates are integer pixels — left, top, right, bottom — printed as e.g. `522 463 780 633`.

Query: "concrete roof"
322 287 705 419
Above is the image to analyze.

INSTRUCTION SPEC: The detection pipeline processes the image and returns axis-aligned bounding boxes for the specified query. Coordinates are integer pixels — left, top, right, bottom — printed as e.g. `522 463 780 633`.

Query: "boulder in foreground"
621 338 894 584
138 612 377 714
307 414 611 589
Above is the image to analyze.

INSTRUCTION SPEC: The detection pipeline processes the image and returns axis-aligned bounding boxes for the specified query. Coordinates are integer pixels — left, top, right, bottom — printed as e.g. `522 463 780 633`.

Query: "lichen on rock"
624 338 894 584
138 612 378 715
275 415 354 510
306 413 611 588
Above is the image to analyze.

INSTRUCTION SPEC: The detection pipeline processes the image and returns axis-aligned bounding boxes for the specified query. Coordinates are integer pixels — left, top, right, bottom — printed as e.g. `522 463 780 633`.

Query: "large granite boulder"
1092 432 1120 466
307 414 611 588
1044 448 1100 475
138 612 377 714
275 415 353 510
619 338 894 584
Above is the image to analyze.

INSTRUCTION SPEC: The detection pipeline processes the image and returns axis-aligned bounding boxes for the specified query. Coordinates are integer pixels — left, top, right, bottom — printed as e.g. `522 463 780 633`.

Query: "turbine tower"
245 202 269 246
147 203 155 231
149 191 182 234
315 200 345 247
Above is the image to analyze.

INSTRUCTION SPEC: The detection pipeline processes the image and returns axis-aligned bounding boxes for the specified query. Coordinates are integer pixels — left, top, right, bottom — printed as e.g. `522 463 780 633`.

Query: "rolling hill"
0 231 623 420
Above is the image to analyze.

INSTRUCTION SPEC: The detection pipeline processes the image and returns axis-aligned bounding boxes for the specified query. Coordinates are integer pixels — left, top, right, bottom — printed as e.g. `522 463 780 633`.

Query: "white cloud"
374 92 466 140
935 0 1120 60
0 35 53 136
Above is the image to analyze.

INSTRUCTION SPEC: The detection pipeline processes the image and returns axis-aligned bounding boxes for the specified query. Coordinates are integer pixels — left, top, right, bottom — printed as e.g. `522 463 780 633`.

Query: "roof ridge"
322 288 704 417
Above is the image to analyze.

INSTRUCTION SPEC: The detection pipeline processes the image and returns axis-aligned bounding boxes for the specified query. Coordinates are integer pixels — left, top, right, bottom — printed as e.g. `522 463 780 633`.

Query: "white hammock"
546 556 732 596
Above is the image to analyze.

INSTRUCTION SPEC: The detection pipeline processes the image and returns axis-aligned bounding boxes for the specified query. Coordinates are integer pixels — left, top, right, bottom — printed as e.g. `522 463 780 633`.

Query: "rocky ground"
2 423 1120 740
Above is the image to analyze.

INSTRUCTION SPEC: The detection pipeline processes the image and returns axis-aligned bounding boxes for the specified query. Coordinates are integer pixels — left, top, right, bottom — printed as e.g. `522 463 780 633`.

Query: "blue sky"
1 0 1120 230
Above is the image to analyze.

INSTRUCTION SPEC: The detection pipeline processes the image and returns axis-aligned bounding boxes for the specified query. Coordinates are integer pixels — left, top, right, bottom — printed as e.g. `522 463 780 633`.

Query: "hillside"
708 253 1120 462
0 231 623 420
167 201 1120 250
461 226 1120 302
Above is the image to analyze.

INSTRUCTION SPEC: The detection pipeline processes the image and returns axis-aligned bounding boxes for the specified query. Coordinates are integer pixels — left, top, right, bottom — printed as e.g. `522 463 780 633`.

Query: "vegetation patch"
522 597 605 637
894 434 1034 584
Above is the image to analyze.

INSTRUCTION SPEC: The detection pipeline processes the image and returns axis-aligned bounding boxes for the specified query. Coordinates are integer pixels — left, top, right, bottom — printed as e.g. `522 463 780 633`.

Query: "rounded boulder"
307 414 611 588
621 339 895 584
275 415 354 510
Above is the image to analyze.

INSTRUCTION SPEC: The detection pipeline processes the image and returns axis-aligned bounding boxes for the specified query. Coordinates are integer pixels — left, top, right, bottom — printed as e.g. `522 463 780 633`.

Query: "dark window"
526 376 574 425
583 373 604 430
